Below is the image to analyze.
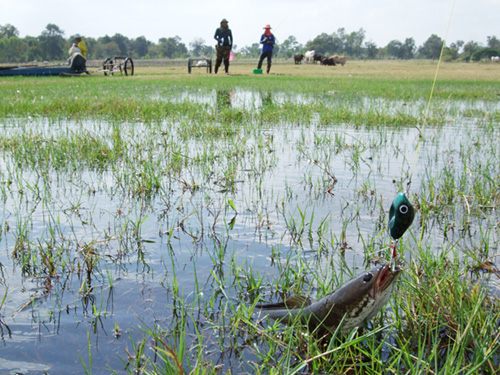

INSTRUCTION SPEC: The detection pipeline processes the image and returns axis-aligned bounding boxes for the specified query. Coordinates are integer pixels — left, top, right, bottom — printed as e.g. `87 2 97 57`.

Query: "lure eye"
399 204 409 214
363 273 373 282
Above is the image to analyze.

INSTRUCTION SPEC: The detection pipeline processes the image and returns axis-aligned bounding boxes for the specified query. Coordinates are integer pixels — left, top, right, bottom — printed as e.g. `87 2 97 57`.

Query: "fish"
256 263 401 334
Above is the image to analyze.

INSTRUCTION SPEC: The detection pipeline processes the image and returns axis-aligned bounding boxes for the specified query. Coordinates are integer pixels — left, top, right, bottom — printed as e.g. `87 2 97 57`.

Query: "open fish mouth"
373 263 401 298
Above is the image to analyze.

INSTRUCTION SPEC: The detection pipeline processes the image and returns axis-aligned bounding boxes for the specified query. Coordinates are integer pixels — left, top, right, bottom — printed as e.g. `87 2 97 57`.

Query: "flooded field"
1 66 500 374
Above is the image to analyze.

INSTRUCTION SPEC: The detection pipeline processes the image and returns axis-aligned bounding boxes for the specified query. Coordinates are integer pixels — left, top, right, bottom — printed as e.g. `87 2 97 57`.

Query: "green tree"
110 33 130 56
279 35 302 58
305 33 335 55
0 24 19 38
39 24 66 60
344 28 365 57
486 35 500 50
189 38 207 56
157 36 187 58
132 36 150 58
239 43 260 58
364 41 378 59
386 40 404 59
471 47 500 61
461 40 480 61
401 38 416 59
418 34 444 59
0 37 27 62
95 41 121 59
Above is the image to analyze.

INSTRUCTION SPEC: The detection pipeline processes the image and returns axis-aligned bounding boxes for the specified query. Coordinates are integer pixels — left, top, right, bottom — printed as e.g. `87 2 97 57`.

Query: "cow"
294 53 304 64
332 55 347 66
321 56 336 66
492 56 500 62
304 50 315 64
313 53 324 64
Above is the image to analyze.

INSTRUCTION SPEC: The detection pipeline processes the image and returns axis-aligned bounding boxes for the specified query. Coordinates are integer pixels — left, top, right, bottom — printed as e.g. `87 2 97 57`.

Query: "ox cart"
98 56 134 76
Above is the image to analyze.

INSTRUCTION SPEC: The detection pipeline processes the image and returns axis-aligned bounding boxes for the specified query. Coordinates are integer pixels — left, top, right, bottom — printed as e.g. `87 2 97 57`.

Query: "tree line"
1 23 499 63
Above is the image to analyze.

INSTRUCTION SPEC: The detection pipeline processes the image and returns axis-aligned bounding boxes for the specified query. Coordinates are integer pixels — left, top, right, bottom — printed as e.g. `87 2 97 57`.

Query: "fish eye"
399 204 409 214
363 273 373 282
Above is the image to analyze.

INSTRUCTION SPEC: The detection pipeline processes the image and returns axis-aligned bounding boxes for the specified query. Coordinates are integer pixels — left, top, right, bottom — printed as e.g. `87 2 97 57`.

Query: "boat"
0 54 89 77
0 66 89 76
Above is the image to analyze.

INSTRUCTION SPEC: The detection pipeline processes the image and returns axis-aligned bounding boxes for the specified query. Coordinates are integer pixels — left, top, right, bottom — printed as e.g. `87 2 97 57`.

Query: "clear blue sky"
1 0 498 49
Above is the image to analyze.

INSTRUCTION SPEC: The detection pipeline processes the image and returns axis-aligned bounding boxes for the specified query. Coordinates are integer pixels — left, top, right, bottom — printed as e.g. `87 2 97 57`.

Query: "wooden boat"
0 54 89 77
0 65 89 76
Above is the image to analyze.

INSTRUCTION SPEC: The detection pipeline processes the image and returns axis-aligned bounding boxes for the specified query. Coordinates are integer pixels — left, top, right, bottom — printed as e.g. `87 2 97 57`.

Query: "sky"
1 0 498 50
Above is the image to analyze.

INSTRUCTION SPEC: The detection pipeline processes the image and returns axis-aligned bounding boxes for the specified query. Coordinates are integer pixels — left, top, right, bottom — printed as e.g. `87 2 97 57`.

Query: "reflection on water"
0 90 499 373
216 89 233 109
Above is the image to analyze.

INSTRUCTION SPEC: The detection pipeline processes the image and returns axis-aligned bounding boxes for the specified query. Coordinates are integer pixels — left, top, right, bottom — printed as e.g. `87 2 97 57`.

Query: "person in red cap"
257 24 275 74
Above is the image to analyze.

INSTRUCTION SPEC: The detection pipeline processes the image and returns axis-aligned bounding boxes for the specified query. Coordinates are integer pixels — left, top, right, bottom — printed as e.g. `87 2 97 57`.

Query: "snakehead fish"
257 263 401 334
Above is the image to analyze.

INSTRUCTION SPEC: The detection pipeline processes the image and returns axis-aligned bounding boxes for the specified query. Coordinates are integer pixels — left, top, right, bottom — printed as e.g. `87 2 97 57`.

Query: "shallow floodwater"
0 89 499 374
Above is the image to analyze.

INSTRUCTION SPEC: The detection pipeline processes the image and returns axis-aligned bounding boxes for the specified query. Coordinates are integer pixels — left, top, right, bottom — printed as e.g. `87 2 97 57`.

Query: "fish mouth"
373 263 401 297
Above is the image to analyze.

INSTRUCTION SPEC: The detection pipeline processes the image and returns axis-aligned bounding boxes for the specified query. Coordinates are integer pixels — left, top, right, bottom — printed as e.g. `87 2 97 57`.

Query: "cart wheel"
103 58 112 76
124 57 134 76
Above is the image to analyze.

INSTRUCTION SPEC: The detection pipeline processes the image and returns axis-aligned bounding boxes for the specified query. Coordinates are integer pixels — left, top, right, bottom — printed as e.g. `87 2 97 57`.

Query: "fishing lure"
389 192 415 240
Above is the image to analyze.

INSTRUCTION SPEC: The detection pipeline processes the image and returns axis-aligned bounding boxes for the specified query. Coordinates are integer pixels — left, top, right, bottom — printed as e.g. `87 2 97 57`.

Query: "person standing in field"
214 18 233 74
257 25 275 74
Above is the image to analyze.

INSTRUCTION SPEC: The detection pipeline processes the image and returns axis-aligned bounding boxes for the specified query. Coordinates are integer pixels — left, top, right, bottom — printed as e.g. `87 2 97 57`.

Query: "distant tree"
110 33 130 56
0 37 27 62
279 35 302 58
132 36 150 57
157 36 187 58
471 47 500 61
0 24 19 38
95 41 121 58
442 47 459 61
189 38 208 56
401 38 416 59
24 36 43 61
364 41 378 59
344 28 365 57
486 35 500 50
386 40 404 59
418 34 443 59
305 32 335 55
452 40 464 53
239 43 260 57
39 23 65 60
461 40 481 61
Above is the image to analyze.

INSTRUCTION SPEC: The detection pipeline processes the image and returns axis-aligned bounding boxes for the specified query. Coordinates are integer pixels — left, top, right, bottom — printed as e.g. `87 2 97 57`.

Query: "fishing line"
388 0 457 266
406 0 457 194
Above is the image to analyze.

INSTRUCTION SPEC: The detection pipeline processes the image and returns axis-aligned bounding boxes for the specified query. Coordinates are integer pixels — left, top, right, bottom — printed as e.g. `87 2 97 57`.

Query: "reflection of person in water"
261 92 274 107
216 89 233 109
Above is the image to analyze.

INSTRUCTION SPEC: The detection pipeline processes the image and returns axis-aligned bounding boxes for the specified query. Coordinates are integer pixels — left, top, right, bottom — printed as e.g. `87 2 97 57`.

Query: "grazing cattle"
492 56 500 62
332 54 347 66
313 53 324 64
294 53 304 64
321 56 336 66
304 50 315 64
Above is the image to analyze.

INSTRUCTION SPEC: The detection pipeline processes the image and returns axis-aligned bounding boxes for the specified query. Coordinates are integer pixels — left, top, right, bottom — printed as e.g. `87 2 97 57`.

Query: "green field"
0 60 499 374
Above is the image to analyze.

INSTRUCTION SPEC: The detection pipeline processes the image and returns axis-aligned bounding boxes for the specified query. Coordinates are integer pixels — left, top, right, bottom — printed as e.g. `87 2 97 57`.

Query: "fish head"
332 263 401 332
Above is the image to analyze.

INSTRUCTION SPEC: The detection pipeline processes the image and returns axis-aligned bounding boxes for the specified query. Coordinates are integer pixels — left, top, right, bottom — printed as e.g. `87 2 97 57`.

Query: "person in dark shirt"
257 25 275 74
214 18 233 74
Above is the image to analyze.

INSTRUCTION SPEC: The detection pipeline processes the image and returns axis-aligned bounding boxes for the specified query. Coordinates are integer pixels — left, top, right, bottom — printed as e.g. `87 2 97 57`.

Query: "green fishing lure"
389 193 415 239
